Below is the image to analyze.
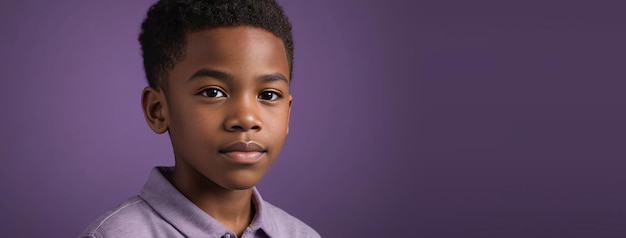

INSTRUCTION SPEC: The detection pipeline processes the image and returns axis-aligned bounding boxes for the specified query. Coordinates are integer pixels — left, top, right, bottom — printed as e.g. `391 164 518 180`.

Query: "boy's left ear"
141 86 169 134
287 95 292 135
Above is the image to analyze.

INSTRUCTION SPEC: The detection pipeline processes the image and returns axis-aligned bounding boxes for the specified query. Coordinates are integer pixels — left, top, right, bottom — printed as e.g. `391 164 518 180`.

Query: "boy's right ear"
141 86 169 134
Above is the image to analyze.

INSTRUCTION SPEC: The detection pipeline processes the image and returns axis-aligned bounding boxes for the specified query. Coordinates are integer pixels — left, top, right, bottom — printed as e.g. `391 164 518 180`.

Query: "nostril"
225 116 262 132
230 125 244 131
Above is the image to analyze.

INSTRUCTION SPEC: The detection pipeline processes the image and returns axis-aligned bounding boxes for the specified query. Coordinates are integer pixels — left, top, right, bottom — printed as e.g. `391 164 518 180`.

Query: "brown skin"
141 26 292 236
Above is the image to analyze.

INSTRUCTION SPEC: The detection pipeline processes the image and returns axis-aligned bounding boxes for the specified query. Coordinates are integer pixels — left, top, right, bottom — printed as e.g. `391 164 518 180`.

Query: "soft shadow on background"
1 0 625 237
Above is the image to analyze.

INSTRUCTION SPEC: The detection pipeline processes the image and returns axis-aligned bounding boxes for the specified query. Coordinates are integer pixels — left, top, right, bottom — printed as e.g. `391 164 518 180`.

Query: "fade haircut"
139 0 294 90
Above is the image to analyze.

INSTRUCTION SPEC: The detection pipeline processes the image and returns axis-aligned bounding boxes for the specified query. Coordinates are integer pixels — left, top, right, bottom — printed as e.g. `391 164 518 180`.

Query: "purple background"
1 0 625 237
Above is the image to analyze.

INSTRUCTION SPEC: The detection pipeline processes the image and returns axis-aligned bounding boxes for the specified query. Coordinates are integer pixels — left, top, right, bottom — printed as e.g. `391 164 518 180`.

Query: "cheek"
266 109 290 134
171 107 220 140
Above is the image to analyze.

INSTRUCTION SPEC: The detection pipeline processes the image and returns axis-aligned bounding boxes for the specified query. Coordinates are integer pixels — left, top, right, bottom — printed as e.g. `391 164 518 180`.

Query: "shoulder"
263 201 321 238
79 196 177 238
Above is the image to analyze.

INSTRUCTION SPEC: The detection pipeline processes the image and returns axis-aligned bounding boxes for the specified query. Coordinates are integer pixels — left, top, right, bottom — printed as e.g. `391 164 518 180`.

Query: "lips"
219 141 266 164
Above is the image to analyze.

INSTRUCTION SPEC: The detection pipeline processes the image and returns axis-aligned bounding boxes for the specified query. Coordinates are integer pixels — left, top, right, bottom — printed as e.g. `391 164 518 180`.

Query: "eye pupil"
260 91 276 100
262 92 271 99
201 88 225 98
207 89 219 97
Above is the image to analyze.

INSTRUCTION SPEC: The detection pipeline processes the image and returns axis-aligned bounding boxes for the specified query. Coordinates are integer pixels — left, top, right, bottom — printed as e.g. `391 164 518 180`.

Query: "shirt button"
222 234 231 238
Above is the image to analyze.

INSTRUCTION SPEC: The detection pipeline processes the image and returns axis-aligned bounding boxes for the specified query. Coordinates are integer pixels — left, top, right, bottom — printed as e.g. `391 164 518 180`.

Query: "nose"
223 95 263 132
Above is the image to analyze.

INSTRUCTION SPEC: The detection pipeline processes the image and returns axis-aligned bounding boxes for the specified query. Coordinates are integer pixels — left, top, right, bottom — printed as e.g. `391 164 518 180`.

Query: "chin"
214 170 264 191
219 180 259 191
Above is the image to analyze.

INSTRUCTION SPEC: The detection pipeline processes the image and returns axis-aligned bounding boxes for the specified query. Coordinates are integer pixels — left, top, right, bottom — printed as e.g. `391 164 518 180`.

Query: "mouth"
219 141 266 164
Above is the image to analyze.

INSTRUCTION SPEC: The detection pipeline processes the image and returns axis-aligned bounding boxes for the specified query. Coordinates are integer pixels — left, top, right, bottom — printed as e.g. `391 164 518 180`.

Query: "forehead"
187 26 285 50
166 26 290 86
186 26 288 70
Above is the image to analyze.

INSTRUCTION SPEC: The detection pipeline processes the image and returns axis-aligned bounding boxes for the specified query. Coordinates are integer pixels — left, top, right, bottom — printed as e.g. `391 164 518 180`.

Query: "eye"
258 90 282 101
199 88 226 98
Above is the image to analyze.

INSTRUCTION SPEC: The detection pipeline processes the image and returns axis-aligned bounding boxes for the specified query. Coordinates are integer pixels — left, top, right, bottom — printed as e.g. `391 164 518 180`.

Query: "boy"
81 0 320 237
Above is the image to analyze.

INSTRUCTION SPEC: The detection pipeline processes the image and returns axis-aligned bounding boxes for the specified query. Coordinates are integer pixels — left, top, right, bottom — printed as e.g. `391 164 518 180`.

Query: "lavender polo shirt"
80 167 320 238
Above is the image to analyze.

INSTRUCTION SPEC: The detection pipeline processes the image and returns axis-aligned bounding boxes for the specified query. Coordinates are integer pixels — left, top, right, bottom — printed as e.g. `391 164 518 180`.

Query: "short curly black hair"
139 0 294 89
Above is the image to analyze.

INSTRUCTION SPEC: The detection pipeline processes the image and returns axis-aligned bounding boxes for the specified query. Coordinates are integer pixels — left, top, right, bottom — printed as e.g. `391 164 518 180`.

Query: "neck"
167 164 255 236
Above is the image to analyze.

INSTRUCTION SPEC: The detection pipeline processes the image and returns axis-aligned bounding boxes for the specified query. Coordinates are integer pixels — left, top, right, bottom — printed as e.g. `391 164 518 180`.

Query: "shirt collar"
249 184 277 237
139 167 277 237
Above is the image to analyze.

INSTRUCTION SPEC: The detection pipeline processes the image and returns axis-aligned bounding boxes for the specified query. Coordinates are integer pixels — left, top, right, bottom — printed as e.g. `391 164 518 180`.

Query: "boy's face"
148 26 292 190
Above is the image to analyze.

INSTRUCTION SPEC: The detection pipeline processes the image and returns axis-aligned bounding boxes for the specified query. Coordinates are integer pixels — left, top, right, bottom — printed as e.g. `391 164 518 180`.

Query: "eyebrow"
189 68 233 81
189 68 289 84
260 73 289 84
